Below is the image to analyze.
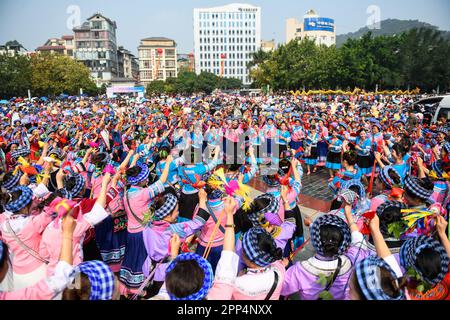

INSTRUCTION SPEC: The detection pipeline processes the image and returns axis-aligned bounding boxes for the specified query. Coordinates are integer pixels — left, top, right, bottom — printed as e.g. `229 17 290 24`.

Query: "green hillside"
336 19 450 47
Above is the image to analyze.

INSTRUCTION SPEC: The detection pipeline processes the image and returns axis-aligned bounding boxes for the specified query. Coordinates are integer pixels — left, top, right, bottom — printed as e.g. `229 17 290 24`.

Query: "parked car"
412 95 450 125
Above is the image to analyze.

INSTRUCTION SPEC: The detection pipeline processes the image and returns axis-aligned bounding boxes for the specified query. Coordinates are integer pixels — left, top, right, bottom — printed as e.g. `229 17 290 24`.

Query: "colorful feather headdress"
13 157 38 176
399 209 438 238
12 157 52 185
207 168 252 210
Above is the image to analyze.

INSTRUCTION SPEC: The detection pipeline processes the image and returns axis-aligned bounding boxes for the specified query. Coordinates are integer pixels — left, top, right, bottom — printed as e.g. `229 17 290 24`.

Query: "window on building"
92 21 103 29
166 60 176 68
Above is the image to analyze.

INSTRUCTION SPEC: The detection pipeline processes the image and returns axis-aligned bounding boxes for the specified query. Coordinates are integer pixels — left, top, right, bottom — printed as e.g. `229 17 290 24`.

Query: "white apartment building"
193 3 261 86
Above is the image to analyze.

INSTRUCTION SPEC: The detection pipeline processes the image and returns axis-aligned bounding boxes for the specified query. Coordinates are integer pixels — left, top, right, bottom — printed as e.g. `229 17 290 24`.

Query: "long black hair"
319 225 344 257
166 260 205 299
415 248 442 284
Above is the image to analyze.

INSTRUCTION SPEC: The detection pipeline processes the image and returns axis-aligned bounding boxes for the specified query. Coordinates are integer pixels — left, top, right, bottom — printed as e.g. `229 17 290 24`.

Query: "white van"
413 95 450 125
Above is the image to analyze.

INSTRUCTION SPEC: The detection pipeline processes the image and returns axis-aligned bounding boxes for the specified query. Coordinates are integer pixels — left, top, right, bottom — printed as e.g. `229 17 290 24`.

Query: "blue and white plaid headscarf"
2 171 23 191
400 235 449 286
376 200 406 218
262 175 280 187
337 189 359 206
74 261 115 300
166 253 214 300
341 179 365 199
355 256 405 300
248 193 280 226
379 166 397 189
154 193 178 221
242 227 278 267
310 214 351 258
7 140 20 148
49 148 65 160
10 148 31 159
70 137 78 147
431 160 444 178
443 142 450 154
127 163 150 186
5 186 33 213
404 175 433 200
64 173 85 199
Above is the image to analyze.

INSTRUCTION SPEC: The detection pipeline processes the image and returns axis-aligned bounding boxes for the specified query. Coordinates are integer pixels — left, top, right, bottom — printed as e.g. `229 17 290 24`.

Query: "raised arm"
343 203 359 233
158 155 173 185
56 168 66 190
223 196 236 252
60 214 76 265
119 149 135 171
95 173 112 209
35 142 50 166
81 148 93 165
369 215 392 259
129 153 140 168
291 157 301 183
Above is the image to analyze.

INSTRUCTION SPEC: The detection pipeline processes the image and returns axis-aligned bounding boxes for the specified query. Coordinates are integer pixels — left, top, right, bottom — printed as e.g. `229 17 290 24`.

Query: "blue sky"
1 0 449 55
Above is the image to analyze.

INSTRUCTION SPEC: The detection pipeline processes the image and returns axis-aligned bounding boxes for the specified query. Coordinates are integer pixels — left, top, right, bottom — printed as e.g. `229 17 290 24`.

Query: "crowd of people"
0 92 449 300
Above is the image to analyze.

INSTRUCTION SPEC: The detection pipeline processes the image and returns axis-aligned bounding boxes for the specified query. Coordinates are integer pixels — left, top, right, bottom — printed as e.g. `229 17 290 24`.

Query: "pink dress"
196 198 241 248
0 261 74 300
39 203 109 276
0 207 53 276
123 181 165 234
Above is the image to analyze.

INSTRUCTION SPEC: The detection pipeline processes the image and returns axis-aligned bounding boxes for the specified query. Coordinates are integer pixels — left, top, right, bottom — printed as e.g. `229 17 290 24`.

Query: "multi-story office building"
193 3 261 86
36 35 74 57
286 9 336 47
117 46 139 80
138 37 178 87
73 13 118 85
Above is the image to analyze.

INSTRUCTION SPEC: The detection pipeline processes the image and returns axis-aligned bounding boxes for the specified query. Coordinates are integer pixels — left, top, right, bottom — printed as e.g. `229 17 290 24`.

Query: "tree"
247 48 271 69
146 80 166 95
197 71 218 94
0 54 32 99
31 53 97 96
174 71 198 94
219 77 243 90
248 27 450 93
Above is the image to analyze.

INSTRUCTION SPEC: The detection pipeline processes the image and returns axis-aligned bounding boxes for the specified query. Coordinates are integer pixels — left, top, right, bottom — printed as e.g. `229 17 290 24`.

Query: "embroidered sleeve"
146 180 165 199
